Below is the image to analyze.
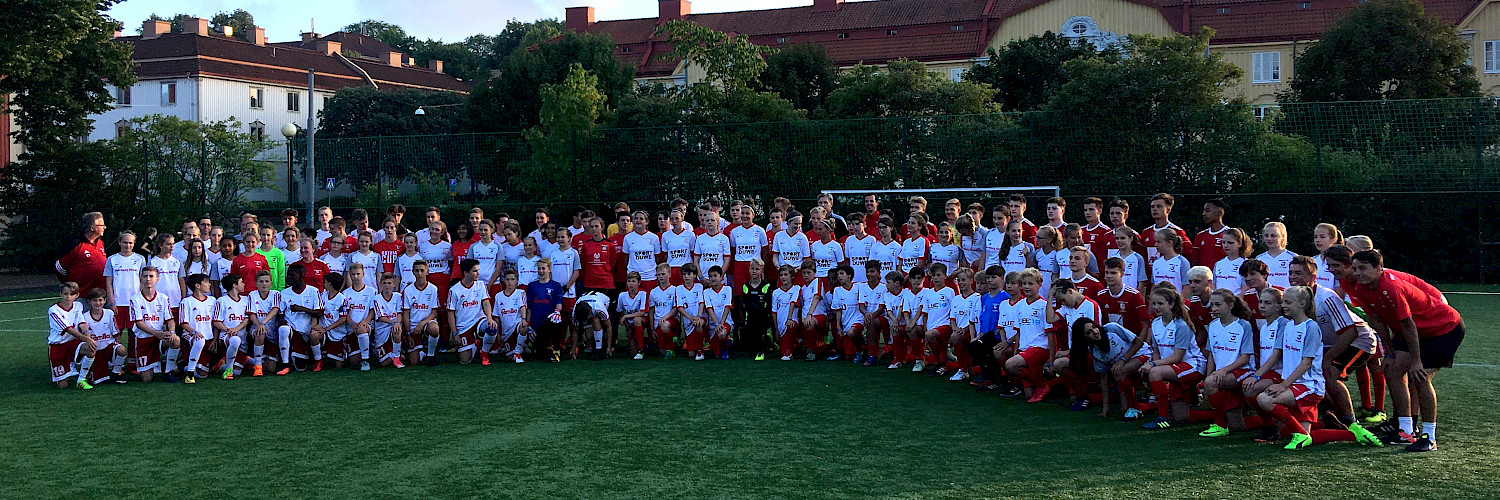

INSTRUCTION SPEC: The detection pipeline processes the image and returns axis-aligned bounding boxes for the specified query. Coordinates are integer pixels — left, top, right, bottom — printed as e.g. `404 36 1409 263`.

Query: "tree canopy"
1280 0 1478 102
964 32 1117 112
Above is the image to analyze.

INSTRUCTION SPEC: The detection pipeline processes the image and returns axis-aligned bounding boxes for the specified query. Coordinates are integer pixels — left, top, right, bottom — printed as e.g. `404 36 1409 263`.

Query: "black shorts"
1327 347 1369 381
1393 322 1465 369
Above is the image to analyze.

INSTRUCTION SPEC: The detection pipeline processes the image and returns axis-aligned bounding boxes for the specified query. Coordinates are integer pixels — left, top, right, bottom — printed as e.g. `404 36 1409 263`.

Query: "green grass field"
3 291 1498 499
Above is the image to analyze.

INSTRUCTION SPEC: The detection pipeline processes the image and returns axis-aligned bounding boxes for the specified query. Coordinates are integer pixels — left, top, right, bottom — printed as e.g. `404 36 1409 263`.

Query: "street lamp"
414 103 462 115
281 123 299 210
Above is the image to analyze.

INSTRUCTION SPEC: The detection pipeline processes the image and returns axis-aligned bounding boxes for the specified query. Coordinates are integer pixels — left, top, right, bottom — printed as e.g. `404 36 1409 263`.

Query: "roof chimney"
659 0 691 23
316 40 342 55
302 32 320 42
251 27 267 46
180 16 210 36
221 25 234 38
813 0 844 12
566 7 596 31
142 20 170 39
427 60 445 73
388 51 404 66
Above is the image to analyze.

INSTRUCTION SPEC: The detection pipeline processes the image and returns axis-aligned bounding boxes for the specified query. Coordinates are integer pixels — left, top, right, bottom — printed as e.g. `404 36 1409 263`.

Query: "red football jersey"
1192 226 1228 267
56 237 108 295
1187 293 1213 337
1140 223 1191 261
295 258 331 290
319 235 357 257
577 237 619 289
1347 270 1460 338
1096 286 1149 334
372 239 404 275
608 233 628 284
230 253 270 292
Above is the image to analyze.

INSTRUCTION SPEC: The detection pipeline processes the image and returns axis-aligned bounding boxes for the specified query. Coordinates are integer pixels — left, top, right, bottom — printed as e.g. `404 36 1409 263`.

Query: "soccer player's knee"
114 344 127 356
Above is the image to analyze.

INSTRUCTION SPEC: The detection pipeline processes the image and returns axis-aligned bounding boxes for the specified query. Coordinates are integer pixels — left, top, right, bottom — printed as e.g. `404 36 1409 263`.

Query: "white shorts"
324 325 350 342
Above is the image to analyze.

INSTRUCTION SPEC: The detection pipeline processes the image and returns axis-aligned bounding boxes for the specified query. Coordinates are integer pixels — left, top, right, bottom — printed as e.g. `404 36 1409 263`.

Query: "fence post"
1475 97 1486 284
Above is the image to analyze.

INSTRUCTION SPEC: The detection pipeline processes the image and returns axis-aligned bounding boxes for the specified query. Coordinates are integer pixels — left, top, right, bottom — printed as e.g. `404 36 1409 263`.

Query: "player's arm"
482 298 497 330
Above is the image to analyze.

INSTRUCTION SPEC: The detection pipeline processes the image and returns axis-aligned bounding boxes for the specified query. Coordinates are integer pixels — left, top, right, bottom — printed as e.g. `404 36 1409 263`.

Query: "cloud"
109 0 819 42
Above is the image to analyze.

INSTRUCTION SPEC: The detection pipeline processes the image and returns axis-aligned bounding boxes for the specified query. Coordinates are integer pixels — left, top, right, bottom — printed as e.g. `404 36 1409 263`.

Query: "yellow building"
566 0 1498 104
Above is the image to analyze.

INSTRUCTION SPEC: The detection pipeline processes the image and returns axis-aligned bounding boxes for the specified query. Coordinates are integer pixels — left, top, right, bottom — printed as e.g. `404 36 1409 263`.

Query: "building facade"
566 0 1500 105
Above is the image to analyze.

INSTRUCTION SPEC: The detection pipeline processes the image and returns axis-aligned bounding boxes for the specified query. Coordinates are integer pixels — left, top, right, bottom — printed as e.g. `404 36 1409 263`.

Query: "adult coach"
55 212 109 296
1348 250 1462 452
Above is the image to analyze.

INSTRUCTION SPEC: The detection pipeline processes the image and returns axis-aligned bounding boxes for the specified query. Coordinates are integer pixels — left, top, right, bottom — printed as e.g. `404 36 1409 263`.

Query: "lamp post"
281 123 299 210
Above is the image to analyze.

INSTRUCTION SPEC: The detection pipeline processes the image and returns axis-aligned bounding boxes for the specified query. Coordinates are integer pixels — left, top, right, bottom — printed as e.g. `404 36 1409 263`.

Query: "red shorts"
452 326 477 353
1289 384 1324 423
728 261 753 293
1017 346 1049 370
640 280 658 292
1231 367 1255 382
1167 361 1198 379
928 324 953 340
113 306 132 331
1134 354 1152 365
131 335 162 372
839 323 865 336
428 272 451 304
668 267 684 287
323 337 349 361
1262 370 1283 384
655 317 680 334
562 298 577 311
48 339 83 382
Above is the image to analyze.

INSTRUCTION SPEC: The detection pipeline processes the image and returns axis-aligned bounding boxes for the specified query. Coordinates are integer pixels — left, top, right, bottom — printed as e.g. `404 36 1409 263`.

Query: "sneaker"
1284 433 1313 450
392 357 406 369
1253 426 1280 443
252 365 264 377
77 379 93 390
780 355 793 361
1069 398 1091 412
360 362 371 372
968 375 989 387
480 352 491 366
164 373 181 384
806 351 817 362
887 361 902 369
754 353 766 361
1122 408 1144 421
928 366 947 378
720 351 730 360
183 374 196 384
1199 424 1230 438
1405 433 1437 452
312 360 323 372
550 352 561 363
863 356 878 367
513 354 525 364
424 357 439 367
275 367 292 376
634 353 646 360
975 381 1000 391
1383 431 1418 446
911 360 925 372
948 369 967 382
1141 417 1172 430
998 385 1024 398
664 351 675 360
852 352 866 364
222 367 234 380
1349 422 1384 447
826 354 841 361
1360 410 1389 426
111 376 128 385
1026 385 1051 403
695 353 705 361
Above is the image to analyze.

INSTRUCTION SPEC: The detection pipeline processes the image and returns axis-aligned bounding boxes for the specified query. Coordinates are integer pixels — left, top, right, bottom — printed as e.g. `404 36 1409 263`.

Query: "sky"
107 0 815 42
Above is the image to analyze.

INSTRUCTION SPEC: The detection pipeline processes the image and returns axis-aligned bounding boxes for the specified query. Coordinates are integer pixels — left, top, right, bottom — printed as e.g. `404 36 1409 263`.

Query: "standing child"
738 260 775 361
1109 226 1149 291
256 227 287 290
1256 222 1297 289
528 258 566 362
349 233 382 291
396 234 422 290
1151 231 1190 292
150 233 185 308
1214 228 1252 295
293 239 330 291
319 236 350 277
517 237 542 288
999 221 1035 276
1033 226 1063 294
105 231 146 332
550 229 582 354
212 237 236 297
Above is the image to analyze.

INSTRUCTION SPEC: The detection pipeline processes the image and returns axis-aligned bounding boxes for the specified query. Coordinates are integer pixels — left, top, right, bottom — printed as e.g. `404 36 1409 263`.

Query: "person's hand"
1409 358 1428 380
1138 361 1154 376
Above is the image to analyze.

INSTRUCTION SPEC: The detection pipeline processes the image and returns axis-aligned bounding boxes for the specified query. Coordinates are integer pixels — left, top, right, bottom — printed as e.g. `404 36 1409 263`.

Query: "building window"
886 30 898 35
777 37 788 44
1254 105 1279 120
1251 51 1281 83
951 25 963 31
115 85 131 106
249 87 264 109
161 82 177 106
837 33 848 39
949 68 965 82
323 96 331 108
1298 2 1310 7
287 91 300 112
1485 41 1500 73
621 46 632 53
249 121 266 141
115 120 131 139
1217 7 1230 13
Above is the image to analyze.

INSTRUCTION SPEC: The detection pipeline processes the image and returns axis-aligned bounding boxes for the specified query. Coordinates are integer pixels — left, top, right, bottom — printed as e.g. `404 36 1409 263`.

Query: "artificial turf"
2 291 1498 499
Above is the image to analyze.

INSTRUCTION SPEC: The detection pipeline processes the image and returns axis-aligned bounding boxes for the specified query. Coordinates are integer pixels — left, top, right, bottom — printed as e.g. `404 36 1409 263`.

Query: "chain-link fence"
26 97 1500 282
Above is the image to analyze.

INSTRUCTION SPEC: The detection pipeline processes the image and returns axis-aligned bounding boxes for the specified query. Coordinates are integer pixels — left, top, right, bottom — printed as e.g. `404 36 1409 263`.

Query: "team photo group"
49 192 1463 454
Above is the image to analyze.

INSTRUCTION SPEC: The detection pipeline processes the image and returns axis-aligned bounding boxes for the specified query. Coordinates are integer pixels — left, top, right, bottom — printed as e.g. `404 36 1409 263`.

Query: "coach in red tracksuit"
55 212 109 296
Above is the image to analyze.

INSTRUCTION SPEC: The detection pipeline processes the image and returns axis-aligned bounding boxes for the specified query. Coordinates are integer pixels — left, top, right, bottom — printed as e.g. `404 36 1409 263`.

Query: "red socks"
1311 429 1355 444
1267 405 1307 434
1150 380 1173 417
1372 370 1387 412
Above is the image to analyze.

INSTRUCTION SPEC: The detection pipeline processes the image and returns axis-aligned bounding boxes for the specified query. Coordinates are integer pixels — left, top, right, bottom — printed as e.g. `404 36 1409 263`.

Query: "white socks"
425 335 439 357
277 326 292 363
185 335 206 373
1422 422 1437 442
224 336 242 369
164 347 180 373
510 333 528 356
1398 416 1414 434
593 329 603 349
311 343 323 361
357 333 371 362
481 333 497 354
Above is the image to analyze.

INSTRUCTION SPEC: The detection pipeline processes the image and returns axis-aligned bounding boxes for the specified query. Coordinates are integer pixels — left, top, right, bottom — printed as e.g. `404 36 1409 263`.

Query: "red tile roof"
123 32 470 93
276 32 401 60
578 0 1485 76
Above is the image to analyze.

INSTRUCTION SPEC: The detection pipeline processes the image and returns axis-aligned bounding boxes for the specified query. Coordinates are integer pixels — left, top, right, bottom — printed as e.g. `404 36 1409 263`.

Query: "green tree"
483 19 564 69
139 13 183 33
123 115 277 230
343 20 417 52
318 86 465 138
461 31 634 133
656 20 776 89
517 63 607 202
412 40 489 81
757 43 839 111
210 9 256 41
1280 0 1478 102
0 141 141 270
312 86 468 190
964 32 1117 112
1 0 135 153
822 59 1001 118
